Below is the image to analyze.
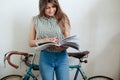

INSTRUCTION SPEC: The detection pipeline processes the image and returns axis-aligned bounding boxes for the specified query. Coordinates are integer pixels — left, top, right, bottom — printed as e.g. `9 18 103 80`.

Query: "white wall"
0 0 120 80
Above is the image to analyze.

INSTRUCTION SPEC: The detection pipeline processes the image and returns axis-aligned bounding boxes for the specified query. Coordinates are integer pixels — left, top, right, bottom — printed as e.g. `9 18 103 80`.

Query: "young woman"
29 0 70 80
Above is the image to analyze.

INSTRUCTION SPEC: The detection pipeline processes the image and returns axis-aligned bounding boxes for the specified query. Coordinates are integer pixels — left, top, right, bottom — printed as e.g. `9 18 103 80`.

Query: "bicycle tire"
88 75 113 80
0 74 23 80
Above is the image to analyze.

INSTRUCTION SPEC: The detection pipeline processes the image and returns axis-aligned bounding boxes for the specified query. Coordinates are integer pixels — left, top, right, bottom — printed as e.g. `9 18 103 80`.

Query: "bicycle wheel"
88 75 113 80
0 74 23 80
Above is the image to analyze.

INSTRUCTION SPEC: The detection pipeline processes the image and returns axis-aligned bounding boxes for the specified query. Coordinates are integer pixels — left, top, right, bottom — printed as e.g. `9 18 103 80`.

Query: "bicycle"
0 51 113 80
68 52 113 80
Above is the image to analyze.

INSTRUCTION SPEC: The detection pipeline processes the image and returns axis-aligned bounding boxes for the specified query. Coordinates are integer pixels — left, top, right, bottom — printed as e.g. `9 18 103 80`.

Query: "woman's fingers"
43 37 60 43
49 37 59 43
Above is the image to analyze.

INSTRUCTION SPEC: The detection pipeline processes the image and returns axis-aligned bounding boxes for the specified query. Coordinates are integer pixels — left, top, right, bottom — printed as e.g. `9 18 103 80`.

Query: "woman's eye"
45 5 56 9
46 7 50 9
52 6 56 8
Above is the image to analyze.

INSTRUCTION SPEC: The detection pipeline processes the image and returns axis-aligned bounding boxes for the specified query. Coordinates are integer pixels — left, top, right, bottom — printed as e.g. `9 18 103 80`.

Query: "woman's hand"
43 37 68 50
43 36 59 43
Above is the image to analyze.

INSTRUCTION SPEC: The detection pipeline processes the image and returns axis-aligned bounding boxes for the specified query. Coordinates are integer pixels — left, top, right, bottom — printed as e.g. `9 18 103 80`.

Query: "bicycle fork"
23 64 38 80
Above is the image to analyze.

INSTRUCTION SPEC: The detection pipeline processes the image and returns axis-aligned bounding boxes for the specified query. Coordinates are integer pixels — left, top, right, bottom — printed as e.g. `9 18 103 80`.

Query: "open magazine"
35 35 80 51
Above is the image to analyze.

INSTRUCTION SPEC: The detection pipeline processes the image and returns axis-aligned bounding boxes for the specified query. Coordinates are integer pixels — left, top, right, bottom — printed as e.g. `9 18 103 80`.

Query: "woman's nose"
50 8 54 12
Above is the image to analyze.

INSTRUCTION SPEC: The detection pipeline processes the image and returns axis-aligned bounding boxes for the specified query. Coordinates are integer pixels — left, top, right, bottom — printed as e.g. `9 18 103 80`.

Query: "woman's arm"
29 19 46 47
64 15 71 37
29 19 37 47
64 21 70 37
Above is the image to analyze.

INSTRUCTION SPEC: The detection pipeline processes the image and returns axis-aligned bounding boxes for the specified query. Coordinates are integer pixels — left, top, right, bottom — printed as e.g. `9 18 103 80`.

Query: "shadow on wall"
99 33 120 79
12 16 30 52
89 33 120 79
83 0 120 80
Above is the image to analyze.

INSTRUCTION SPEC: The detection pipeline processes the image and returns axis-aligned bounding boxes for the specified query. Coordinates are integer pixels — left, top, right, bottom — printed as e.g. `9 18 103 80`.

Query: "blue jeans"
39 50 69 80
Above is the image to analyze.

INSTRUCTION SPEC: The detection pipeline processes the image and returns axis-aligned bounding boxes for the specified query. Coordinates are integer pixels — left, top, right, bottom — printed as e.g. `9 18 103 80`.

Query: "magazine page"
61 42 79 50
35 42 58 51
35 43 50 51
35 35 80 51
60 35 79 44
36 35 77 46
60 35 77 42
37 41 56 46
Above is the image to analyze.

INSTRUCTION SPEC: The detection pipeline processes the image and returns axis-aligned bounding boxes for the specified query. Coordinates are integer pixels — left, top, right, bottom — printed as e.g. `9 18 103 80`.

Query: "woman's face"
45 3 56 18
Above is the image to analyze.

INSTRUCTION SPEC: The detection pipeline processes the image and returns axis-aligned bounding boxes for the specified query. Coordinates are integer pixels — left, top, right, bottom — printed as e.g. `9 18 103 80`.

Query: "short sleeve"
33 15 38 30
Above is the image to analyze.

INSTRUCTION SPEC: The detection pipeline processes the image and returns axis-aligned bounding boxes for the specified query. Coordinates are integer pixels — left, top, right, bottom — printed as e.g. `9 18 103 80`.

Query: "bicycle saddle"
68 51 89 59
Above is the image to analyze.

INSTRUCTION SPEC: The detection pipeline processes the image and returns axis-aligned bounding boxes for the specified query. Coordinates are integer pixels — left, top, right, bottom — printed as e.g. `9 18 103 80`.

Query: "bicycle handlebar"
5 51 89 69
5 51 33 69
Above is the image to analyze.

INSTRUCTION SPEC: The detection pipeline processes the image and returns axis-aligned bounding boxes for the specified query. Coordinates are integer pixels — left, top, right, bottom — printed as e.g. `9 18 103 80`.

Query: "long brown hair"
39 0 70 35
